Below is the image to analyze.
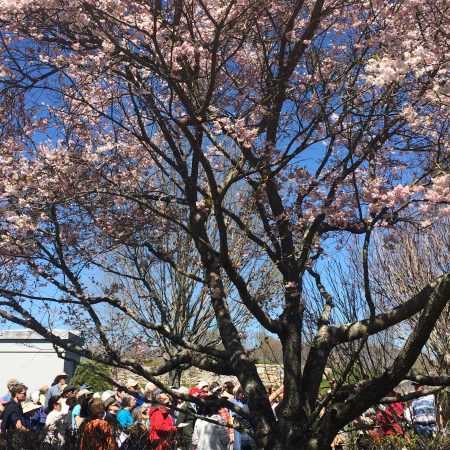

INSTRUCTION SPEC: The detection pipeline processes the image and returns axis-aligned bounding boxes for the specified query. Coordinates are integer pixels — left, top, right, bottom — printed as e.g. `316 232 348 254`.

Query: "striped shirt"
411 394 436 424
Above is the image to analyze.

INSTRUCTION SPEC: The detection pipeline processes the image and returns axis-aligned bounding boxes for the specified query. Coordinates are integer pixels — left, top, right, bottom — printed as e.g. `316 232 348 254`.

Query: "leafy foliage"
71 359 111 392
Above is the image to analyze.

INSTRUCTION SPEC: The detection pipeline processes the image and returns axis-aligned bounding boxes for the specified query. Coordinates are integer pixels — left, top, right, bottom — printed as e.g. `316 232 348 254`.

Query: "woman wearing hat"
27 391 47 436
72 389 93 431
22 401 42 429
44 373 68 408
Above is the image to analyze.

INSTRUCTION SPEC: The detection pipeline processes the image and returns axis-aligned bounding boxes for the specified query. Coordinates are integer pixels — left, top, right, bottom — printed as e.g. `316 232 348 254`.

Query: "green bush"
71 359 111 392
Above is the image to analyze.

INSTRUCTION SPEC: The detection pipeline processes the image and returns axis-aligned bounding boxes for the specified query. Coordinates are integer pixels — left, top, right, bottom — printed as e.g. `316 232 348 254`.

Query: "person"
60 384 77 414
101 390 117 404
27 391 47 436
126 380 144 407
198 381 209 394
45 372 68 408
218 391 234 449
410 383 437 437
115 388 126 408
62 386 78 448
72 388 92 431
143 382 158 404
208 382 221 395
0 396 5 418
192 385 209 416
104 396 121 426
192 397 230 450
39 385 49 406
22 401 42 431
221 382 235 401
0 378 21 403
1 384 34 450
117 395 136 430
0 379 21 422
374 390 405 437
0 383 28 437
121 406 150 450
79 398 118 450
149 393 177 450
103 395 121 443
231 387 257 450
176 386 196 450
43 395 67 448
268 386 283 419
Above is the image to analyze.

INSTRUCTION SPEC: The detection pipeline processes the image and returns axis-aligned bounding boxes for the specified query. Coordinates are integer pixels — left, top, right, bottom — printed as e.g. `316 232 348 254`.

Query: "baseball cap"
126 379 140 388
7 379 20 389
174 386 189 396
104 396 120 408
77 389 92 399
79 384 93 391
62 385 77 395
101 390 117 402
189 387 203 396
144 382 157 392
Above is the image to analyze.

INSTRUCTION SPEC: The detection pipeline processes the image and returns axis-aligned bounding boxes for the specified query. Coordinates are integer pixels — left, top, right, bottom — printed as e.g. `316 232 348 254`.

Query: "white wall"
0 330 81 395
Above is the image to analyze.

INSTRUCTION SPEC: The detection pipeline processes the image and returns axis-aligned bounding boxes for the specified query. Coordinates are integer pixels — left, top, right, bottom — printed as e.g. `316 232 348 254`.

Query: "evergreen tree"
72 360 111 392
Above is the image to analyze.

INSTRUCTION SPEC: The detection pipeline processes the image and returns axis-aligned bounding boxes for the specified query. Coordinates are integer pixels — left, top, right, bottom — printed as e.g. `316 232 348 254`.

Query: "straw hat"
22 402 41 414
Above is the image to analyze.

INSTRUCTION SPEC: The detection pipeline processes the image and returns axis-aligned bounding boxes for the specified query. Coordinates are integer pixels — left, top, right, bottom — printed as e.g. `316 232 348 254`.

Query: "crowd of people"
331 382 441 449
0 373 262 450
0 373 442 450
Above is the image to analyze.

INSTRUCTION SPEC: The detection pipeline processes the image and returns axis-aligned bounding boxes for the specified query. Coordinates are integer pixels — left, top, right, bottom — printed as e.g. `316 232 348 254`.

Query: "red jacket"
149 406 177 450
375 402 405 437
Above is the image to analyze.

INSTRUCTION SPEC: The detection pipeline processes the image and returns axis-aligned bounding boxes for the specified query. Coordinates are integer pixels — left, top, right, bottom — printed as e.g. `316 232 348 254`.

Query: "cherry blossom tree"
0 0 449 448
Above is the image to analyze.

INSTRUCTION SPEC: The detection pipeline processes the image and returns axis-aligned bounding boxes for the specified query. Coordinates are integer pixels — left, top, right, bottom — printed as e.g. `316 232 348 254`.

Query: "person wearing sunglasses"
121 406 149 450
1 383 28 433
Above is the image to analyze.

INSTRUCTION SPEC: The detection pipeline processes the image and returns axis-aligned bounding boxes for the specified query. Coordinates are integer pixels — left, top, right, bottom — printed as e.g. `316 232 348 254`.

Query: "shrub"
71 359 111 392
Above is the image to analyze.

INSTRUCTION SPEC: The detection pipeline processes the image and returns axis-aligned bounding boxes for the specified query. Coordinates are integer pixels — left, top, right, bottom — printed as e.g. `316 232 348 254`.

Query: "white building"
0 329 82 393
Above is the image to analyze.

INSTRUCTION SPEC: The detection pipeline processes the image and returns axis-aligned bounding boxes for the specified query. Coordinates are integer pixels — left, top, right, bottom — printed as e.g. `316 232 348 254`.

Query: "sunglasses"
142 411 149 415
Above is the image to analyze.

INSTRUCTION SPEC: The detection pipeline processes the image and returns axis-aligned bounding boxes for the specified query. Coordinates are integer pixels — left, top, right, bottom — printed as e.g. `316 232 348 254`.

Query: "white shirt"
192 414 230 450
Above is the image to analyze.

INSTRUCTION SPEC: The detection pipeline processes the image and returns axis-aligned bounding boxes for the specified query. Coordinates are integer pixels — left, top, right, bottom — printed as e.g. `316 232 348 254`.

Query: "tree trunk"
268 427 331 450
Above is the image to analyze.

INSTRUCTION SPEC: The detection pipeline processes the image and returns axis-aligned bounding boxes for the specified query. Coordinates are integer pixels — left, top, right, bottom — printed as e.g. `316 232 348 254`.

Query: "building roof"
0 329 82 343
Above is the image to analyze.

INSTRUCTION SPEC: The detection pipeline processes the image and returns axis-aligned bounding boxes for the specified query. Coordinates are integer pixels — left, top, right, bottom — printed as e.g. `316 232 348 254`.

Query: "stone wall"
112 363 284 389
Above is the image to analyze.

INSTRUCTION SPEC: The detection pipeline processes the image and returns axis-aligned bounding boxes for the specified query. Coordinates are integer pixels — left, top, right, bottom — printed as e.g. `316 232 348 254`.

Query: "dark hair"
51 375 67 386
209 382 220 393
66 396 78 411
203 395 221 416
80 396 92 418
46 396 61 414
88 398 105 419
10 384 27 398
121 395 134 409
223 381 235 392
